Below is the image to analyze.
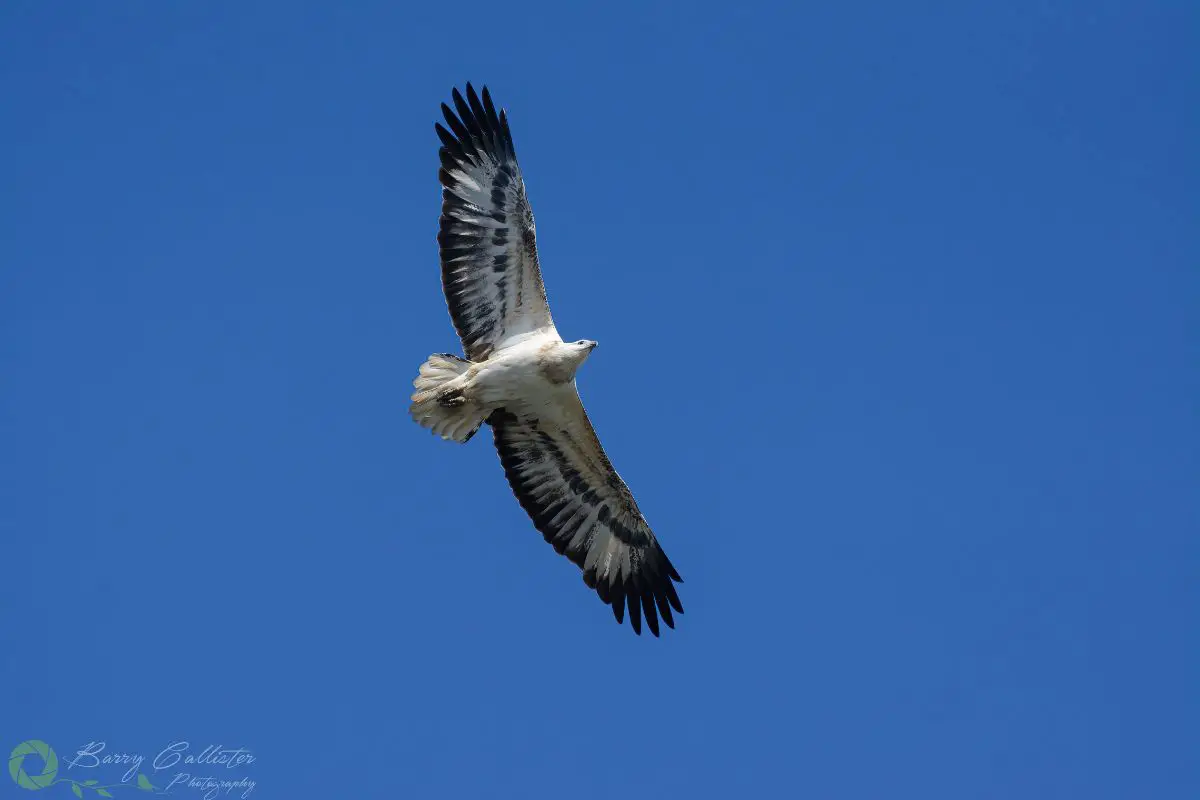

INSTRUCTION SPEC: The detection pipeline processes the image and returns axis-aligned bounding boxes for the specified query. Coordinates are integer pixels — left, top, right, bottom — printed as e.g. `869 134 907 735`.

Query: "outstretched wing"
489 392 684 636
436 84 557 361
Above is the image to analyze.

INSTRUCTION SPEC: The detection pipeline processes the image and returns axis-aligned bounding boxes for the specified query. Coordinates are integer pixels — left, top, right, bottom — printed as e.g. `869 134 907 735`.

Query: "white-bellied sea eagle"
409 84 684 636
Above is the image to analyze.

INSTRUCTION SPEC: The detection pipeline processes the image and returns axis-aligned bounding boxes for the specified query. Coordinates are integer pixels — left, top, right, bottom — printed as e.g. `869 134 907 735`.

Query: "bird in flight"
410 84 684 636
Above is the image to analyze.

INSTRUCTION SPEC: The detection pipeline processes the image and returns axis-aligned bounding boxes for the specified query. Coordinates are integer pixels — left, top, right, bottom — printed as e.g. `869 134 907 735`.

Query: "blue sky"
1 2 1195 797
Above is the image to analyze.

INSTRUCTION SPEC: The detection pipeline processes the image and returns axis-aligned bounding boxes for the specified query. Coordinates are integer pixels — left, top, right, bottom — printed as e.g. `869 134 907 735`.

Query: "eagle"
409 84 684 636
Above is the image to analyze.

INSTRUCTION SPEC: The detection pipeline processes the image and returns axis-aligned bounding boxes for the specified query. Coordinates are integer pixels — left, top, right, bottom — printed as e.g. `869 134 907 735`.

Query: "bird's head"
568 339 598 368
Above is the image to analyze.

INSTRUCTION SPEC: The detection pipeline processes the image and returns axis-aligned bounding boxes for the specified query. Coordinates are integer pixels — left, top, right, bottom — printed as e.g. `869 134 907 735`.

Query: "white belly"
469 336 562 412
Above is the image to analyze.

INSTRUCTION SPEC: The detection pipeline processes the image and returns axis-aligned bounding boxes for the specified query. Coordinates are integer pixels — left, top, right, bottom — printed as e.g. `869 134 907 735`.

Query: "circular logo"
8 740 58 791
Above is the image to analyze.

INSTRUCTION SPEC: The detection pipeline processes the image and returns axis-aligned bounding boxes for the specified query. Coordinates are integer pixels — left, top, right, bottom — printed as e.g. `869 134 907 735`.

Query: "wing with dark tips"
488 392 684 637
436 84 557 361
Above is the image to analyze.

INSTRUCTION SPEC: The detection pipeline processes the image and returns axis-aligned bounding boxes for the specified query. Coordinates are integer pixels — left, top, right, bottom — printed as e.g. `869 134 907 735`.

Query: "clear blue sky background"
2 2 1195 798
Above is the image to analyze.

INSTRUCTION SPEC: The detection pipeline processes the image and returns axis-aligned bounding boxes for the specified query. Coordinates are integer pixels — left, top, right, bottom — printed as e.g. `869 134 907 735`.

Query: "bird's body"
466 336 561 408
410 85 683 636
412 334 593 439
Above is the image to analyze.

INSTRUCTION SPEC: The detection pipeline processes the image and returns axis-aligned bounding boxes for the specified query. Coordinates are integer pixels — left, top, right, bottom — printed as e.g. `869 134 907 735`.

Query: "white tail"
410 353 487 442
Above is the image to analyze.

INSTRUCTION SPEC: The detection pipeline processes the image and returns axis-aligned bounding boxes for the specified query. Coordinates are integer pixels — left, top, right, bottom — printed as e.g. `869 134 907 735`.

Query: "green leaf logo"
9 741 163 797
9 740 59 791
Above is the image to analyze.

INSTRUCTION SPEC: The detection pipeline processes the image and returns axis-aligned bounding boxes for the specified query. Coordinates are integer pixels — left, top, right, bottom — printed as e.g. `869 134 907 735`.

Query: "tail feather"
410 353 488 442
